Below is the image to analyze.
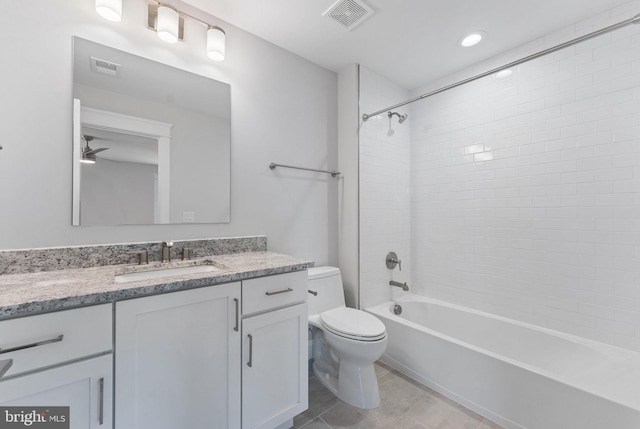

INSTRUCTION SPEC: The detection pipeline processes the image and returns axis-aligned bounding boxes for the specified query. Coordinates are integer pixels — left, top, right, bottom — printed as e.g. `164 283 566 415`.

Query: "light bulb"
95 0 122 22
459 31 486 48
157 5 179 44
207 27 226 61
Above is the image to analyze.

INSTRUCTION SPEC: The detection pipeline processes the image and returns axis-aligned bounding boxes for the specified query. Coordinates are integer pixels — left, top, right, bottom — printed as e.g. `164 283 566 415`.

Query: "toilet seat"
320 307 386 342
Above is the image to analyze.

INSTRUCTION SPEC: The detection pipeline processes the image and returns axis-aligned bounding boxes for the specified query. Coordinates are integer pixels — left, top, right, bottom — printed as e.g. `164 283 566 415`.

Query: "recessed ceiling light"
495 69 513 79
459 31 486 47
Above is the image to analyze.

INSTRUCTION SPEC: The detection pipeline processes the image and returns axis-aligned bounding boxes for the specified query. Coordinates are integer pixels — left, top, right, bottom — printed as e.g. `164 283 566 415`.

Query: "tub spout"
390 280 409 291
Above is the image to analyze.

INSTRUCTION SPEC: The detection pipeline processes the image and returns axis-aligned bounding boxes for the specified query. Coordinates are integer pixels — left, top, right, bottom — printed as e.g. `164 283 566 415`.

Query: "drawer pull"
265 288 293 296
308 289 318 296
234 298 239 332
98 377 104 425
0 334 64 355
247 334 253 368
0 359 12 379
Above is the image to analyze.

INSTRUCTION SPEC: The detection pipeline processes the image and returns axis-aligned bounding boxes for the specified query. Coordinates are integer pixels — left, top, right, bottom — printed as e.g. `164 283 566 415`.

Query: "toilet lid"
320 307 386 341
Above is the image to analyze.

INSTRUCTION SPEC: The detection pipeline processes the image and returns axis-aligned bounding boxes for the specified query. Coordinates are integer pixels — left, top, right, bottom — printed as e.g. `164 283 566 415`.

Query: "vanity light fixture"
459 31 486 47
95 0 122 22
156 5 180 43
207 26 225 61
147 1 226 61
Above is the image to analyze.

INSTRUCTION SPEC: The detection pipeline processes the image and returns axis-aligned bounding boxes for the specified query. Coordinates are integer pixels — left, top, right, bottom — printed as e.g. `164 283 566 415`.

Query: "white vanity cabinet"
241 271 308 429
115 282 242 429
113 270 309 429
0 304 113 429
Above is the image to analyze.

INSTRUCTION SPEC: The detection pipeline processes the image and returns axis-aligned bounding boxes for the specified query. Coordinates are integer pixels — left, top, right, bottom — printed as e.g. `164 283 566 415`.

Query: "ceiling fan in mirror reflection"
80 135 109 164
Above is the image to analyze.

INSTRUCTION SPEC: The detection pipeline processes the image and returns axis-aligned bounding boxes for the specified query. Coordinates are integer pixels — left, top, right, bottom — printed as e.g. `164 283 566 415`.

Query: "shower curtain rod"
362 13 640 122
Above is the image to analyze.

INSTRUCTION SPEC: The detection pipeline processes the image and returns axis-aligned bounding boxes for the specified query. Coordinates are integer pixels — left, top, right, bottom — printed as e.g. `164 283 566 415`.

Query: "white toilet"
307 266 388 409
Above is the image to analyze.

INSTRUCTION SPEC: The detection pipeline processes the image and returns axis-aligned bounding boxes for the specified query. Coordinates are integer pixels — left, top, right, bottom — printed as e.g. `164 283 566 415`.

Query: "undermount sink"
114 262 224 283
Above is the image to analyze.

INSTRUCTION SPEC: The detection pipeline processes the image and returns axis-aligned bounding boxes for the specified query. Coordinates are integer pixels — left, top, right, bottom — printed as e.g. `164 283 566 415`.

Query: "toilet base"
312 359 381 409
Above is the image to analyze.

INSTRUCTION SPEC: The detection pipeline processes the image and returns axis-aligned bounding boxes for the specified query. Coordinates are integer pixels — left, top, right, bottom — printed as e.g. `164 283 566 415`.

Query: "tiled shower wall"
411 1 640 351
359 67 412 309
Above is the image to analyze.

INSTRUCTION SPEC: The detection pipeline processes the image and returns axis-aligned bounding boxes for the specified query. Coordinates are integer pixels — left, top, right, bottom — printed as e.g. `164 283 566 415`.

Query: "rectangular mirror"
72 37 231 225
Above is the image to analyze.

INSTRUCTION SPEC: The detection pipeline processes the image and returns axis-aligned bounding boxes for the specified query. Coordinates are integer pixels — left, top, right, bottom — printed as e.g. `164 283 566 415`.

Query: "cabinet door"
115 283 241 429
242 303 308 429
0 354 113 429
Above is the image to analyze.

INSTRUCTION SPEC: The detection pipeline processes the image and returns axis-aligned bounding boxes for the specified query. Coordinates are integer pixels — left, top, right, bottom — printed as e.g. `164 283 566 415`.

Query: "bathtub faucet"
389 280 409 291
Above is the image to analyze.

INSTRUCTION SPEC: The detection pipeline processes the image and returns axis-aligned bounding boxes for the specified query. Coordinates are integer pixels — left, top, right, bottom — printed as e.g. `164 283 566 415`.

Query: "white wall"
0 0 338 265
81 159 156 225
338 64 359 308
410 1 640 351
74 83 231 224
359 66 412 309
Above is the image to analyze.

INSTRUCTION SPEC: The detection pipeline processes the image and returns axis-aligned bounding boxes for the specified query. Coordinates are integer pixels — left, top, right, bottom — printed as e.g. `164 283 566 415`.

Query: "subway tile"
576 58 611 77
546 137 578 152
562 195 594 207
575 181 613 195
577 156 612 170
593 167 633 181
613 180 640 193
561 122 595 138
531 128 561 143
561 146 595 160
561 171 595 183
546 114 577 130
395 12 640 352
546 160 577 173
613 126 640 142
595 140 634 156
593 62 633 83
576 131 613 146
561 98 594 115
594 89 634 107
597 318 635 337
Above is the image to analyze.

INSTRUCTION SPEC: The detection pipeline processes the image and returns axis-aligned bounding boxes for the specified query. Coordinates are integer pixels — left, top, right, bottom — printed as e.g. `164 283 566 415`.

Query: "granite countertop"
0 251 313 319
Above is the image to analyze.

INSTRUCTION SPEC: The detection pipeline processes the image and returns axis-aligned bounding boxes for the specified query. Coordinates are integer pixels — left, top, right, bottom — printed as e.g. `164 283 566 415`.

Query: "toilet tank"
307 266 346 317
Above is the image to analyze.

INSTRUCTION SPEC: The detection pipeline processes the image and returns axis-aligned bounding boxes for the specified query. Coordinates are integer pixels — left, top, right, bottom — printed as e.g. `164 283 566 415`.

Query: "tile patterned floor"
294 362 504 429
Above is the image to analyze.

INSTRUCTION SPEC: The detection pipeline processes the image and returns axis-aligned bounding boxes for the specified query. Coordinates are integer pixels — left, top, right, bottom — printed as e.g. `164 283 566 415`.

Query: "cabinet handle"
265 288 293 296
98 377 104 425
0 334 64 355
308 289 318 296
234 298 239 332
0 358 12 379
247 334 253 368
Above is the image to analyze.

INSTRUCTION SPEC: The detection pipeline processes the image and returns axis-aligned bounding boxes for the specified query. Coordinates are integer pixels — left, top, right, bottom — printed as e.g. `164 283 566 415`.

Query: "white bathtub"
367 295 640 429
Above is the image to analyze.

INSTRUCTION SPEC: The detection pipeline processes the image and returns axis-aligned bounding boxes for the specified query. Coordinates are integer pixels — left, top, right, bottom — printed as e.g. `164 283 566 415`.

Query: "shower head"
388 111 408 124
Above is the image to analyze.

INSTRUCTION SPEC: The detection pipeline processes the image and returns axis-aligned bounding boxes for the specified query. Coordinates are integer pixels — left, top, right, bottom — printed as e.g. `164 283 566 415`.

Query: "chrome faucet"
161 241 173 262
390 280 409 291
137 250 149 265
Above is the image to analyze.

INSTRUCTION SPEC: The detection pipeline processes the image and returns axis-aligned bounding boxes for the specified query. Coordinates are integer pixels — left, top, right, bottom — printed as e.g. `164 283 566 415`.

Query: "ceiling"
74 37 231 118
183 0 633 90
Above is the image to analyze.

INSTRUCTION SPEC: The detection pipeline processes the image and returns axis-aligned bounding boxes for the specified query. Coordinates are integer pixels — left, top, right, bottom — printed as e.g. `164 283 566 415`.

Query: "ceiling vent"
323 0 375 31
90 56 121 78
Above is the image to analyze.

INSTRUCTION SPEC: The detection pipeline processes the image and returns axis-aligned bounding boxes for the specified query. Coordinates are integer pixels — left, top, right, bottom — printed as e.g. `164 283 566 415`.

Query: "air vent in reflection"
90 56 121 78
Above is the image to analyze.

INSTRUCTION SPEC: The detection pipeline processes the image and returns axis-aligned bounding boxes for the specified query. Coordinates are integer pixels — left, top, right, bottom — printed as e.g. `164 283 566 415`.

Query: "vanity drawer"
242 270 308 316
0 304 112 379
